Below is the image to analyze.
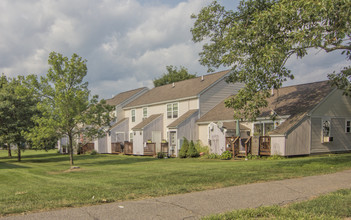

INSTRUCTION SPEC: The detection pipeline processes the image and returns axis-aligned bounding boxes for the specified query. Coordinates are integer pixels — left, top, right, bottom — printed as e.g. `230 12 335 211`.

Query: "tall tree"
153 65 196 87
191 0 351 120
31 52 114 166
0 75 39 161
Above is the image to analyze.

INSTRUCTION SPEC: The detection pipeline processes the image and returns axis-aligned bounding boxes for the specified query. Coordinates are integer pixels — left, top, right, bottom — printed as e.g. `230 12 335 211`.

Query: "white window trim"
321 117 331 143
167 102 179 119
143 107 148 119
131 109 136 122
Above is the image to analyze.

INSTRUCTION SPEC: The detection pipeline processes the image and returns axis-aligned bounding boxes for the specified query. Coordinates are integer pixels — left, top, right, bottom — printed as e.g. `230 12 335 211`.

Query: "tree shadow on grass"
0 161 29 169
76 155 157 166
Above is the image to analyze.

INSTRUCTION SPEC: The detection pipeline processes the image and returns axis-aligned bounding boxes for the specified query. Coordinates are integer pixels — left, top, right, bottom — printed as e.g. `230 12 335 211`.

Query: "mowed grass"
1 150 351 216
204 189 351 219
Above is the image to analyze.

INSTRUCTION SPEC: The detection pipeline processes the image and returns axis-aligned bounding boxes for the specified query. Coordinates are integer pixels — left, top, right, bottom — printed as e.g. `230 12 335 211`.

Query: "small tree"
187 140 200 158
30 52 114 166
179 137 189 158
0 75 39 161
153 65 196 87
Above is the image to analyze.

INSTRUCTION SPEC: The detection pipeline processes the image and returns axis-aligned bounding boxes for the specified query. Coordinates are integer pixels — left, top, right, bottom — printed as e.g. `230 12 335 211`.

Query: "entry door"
152 131 162 153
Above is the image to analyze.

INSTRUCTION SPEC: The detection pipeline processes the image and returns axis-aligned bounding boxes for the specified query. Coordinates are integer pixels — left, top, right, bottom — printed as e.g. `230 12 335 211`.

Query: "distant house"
197 81 351 156
123 70 244 156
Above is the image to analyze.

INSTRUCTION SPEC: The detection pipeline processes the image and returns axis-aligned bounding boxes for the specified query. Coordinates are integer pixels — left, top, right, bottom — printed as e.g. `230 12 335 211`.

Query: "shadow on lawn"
76 155 157 166
270 154 351 168
0 161 29 169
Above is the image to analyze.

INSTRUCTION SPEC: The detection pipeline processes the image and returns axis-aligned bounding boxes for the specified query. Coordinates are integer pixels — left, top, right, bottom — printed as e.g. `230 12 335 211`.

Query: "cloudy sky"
0 0 349 99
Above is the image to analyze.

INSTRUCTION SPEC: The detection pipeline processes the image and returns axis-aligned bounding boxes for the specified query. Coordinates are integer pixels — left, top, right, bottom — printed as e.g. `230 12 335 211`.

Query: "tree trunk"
7 144 12 157
17 144 21 162
69 134 74 166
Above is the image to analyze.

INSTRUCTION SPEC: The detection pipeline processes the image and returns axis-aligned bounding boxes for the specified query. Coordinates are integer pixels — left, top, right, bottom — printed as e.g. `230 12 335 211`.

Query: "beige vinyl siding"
329 118 351 151
285 118 311 156
199 80 244 117
198 124 209 146
311 117 324 153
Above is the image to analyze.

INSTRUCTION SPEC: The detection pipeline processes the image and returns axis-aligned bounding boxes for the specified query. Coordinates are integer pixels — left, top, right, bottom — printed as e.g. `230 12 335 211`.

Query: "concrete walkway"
3 169 351 220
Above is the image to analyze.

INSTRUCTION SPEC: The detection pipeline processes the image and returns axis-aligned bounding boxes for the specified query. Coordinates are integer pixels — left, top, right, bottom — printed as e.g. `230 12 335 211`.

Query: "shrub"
220 151 232 160
206 153 220 159
90 150 98 155
267 155 285 160
187 140 200 158
195 141 209 156
246 154 261 160
179 138 189 158
157 152 167 159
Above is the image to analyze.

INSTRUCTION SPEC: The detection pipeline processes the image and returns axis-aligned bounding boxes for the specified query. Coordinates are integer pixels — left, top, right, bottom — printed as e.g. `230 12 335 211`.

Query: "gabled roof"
132 114 163 131
168 109 198 129
110 118 128 129
106 87 148 106
124 70 230 108
197 81 334 134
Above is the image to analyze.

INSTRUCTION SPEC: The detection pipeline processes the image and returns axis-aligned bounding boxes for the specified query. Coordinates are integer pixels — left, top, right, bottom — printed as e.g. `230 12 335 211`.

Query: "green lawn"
204 189 351 219
1 150 351 216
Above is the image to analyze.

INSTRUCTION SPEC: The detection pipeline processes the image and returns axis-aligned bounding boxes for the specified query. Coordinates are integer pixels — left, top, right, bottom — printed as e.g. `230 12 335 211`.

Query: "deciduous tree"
31 52 114 166
191 0 351 120
153 65 196 87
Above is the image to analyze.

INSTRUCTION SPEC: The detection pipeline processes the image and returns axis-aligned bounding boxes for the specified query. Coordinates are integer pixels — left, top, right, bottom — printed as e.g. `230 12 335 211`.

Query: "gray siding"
98 135 108 153
312 89 351 117
143 116 163 142
110 119 129 143
177 111 198 143
199 79 244 117
311 117 351 153
285 118 311 156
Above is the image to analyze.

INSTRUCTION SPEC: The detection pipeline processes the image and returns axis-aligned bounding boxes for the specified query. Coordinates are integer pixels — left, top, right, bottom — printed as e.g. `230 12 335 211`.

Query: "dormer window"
167 103 178 119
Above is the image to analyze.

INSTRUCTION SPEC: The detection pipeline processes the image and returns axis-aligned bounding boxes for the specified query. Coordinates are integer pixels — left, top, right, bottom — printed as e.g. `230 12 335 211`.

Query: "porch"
225 136 271 157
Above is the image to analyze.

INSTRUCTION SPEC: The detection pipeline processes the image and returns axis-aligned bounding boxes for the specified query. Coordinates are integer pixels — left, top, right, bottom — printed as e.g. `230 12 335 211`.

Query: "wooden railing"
124 142 133 155
111 142 123 153
259 136 271 156
144 143 156 156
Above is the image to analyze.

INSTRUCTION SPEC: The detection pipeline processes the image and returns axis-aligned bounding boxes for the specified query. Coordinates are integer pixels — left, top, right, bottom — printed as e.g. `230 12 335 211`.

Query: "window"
264 123 274 134
322 118 331 143
254 123 263 136
143 107 147 119
167 103 178 119
346 120 351 133
131 109 136 122
129 132 133 143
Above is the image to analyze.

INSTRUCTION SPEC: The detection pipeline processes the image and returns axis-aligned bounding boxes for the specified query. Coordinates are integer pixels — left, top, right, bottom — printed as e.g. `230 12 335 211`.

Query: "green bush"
206 153 220 159
246 154 261 160
179 138 189 158
90 150 98 155
157 152 167 159
220 151 232 160
267 155 285 160
195 141 209 155
187 140 200 158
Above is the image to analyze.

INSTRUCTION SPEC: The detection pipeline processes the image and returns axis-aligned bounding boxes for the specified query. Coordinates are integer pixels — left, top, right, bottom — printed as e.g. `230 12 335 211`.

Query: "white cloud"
1 0 347 100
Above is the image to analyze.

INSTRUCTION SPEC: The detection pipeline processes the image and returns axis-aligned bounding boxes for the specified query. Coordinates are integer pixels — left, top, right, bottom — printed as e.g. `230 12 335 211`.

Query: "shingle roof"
132 114 163 130
124 70 230 108
167 109 198 128
106 87 148 106
110 118 128 129
197 81 334 135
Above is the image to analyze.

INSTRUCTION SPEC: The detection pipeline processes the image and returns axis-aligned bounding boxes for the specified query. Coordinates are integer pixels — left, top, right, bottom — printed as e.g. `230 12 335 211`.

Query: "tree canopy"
191 0 351 120
153 65 196 87
30 52 114 166
0 75 39 161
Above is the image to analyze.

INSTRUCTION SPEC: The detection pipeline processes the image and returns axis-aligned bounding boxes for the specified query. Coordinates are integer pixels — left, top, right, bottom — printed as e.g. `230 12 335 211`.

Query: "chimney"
201 75 204 81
